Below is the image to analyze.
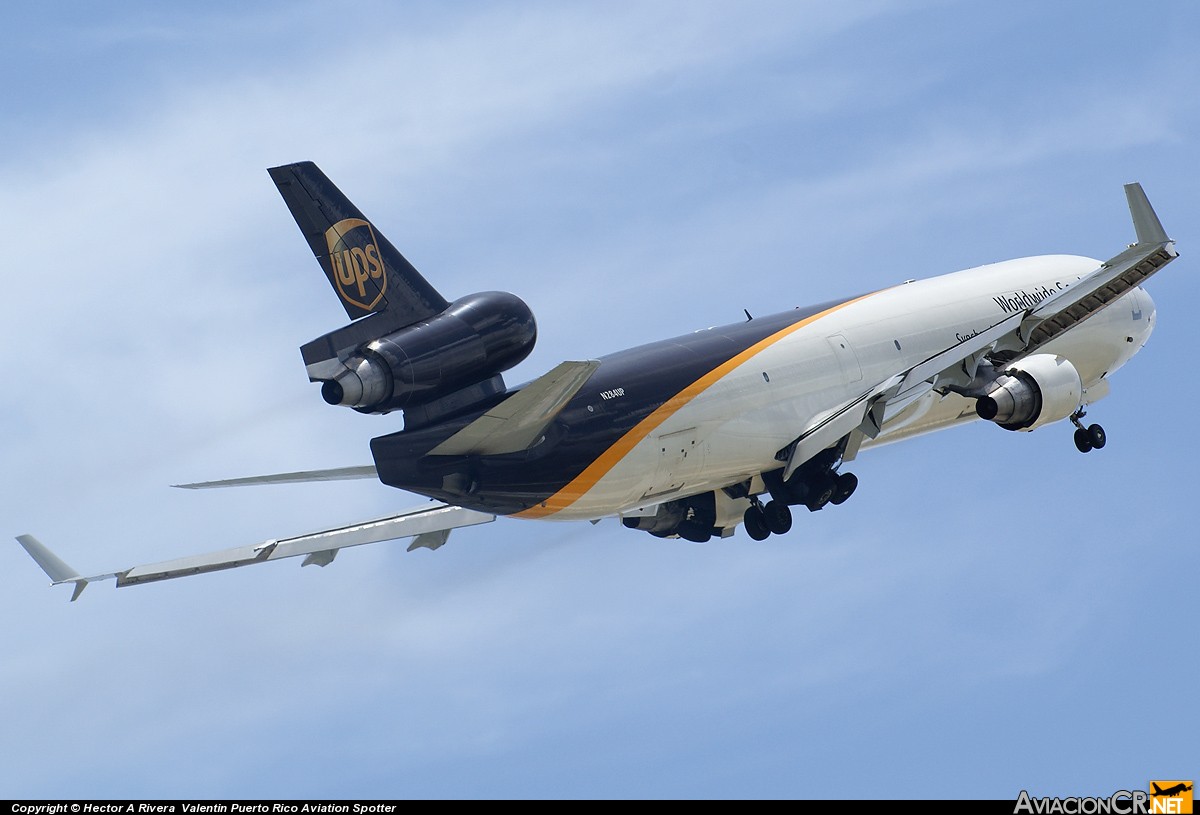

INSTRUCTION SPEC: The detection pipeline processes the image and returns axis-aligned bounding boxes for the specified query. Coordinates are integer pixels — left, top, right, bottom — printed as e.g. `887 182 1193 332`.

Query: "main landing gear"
743 457 859 541
743 497 791 541
1070 408 1107 453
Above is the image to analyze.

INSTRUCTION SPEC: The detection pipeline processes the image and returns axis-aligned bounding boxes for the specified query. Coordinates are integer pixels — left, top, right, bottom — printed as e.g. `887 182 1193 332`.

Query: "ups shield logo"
325 218 387 312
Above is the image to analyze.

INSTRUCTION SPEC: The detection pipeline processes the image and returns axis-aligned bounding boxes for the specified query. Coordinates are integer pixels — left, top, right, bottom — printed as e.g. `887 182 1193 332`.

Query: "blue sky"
2 0 1196 800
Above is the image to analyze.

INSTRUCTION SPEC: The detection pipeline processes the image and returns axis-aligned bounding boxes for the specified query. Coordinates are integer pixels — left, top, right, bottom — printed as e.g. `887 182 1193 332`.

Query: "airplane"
1152 783 1193 798
16 162 1180 600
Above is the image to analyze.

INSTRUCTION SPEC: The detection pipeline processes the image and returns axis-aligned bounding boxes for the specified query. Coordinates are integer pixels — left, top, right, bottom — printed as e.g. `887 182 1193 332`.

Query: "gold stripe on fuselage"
514 293 878 519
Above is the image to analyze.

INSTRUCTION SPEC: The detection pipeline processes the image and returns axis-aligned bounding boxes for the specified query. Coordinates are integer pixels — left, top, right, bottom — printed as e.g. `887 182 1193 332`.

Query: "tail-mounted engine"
307 291 537 416
974 353 1082 431
269 161 539 425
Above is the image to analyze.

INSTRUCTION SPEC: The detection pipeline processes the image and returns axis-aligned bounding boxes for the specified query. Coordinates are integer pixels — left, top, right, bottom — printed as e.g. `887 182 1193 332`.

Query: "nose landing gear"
1070 409 1107 453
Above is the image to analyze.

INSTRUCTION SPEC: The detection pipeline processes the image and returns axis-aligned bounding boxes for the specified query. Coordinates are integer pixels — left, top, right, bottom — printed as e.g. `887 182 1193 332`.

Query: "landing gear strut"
1070 409 1106 453
744 445 860 540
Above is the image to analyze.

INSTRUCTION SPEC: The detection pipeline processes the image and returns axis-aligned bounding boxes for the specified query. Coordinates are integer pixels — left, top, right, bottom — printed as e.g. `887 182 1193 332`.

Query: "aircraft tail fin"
268 162 450 324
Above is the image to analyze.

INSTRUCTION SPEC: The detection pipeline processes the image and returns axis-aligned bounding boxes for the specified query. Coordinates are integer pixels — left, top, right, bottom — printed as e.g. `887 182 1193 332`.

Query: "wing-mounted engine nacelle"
320 291 537 414
974 354 1082 431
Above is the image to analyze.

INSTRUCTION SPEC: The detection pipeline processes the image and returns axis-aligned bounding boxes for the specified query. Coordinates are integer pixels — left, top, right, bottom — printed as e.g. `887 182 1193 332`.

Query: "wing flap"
118 543 273 587
782 375 903 480
267 504 491 560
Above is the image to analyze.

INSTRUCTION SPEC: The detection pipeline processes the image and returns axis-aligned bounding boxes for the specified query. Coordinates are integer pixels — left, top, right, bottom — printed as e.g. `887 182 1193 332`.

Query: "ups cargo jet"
17 163 1179 600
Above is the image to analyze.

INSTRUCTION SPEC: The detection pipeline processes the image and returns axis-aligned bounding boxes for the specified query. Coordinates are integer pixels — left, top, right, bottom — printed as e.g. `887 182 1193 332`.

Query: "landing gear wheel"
1069 409 1105 453
763 501 793 535
830 472 858 505
806 487 834 512
743 505 771 541
1074 427 1093 453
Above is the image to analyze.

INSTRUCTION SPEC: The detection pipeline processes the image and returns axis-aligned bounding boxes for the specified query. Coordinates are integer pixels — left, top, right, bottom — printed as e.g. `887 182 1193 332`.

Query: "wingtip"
16 535 91 600
1124 182 1170 246
16 534 81 582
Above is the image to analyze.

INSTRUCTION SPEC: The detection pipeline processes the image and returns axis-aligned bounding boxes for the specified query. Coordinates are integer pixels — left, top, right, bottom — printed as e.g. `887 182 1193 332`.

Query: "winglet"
1125 183 1170 246
16 535 89 601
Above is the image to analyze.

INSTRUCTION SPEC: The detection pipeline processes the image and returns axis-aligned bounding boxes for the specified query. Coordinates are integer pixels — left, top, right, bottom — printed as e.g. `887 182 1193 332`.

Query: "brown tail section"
268 161 449 324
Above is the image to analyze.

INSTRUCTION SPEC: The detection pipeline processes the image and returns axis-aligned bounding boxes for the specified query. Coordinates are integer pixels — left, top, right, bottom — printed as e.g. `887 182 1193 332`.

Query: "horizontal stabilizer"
173 465 378 490
429 360 601 456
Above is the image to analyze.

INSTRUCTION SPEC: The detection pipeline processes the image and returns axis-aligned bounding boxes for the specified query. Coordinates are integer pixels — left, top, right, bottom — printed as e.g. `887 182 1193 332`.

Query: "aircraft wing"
16 502 495 601
781 183 1177 478
899 183 1175 391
